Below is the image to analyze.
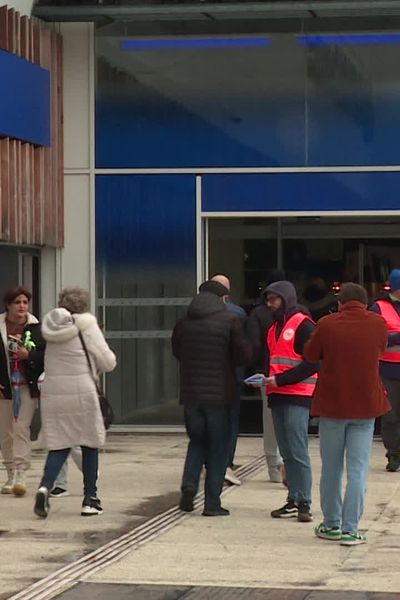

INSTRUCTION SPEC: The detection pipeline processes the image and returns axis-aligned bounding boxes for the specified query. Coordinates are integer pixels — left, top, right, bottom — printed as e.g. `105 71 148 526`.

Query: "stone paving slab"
86 440 400 593
0 434 261 599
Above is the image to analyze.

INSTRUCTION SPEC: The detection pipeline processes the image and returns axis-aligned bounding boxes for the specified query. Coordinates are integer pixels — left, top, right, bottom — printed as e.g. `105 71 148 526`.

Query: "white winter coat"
40 309 116 450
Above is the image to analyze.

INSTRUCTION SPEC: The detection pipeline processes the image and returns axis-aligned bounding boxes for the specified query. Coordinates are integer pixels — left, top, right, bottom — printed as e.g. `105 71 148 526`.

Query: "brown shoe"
297 503 313 522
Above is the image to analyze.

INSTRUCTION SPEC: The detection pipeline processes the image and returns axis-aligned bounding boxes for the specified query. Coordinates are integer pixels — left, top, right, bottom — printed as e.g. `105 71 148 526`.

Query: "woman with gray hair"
34 287 116 519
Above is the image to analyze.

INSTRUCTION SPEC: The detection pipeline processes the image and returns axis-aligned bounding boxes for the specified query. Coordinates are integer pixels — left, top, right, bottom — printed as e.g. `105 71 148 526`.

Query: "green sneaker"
314 522 342 541
340 532 367 546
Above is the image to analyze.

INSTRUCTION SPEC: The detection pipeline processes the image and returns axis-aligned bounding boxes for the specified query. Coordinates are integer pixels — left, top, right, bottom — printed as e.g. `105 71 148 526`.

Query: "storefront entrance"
208 215 400 432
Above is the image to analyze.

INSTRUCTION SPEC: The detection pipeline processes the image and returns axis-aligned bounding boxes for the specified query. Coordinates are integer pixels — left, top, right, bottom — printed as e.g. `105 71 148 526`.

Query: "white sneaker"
1 471 15 494
13 470 27 497
34 487 50 518
268 464 287 486
224 467 242 486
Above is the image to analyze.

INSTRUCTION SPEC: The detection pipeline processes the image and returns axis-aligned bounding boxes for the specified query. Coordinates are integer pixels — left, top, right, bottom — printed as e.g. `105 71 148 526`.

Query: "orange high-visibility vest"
376 300 400 363
266 313 318 397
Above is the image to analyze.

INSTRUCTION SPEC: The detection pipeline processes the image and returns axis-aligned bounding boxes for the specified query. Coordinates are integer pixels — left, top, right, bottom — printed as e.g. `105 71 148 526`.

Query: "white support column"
59 22 95 308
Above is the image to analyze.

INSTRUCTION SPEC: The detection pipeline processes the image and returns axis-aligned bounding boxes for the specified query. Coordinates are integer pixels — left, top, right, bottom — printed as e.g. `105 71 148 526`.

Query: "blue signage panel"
202 172 400 212
0 49 50 146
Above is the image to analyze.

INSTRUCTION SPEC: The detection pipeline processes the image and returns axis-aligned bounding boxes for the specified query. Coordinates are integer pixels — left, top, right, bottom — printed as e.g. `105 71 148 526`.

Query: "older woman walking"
34 287 116 518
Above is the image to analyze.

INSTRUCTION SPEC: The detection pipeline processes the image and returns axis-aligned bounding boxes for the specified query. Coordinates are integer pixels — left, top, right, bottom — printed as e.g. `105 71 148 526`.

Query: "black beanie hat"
199 280 229 297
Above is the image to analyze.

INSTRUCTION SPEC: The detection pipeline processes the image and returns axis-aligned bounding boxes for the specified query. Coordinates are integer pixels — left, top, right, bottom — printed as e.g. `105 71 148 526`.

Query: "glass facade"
96 27 400 168
95 20 400 424
96 175 196 423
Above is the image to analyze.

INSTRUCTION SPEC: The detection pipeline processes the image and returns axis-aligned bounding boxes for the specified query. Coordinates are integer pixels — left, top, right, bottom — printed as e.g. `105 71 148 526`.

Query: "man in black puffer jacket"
172 280 252 517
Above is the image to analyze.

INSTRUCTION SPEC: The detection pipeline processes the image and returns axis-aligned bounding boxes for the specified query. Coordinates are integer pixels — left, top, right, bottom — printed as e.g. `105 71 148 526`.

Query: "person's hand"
14 346 29 360
0 384 5 399
264 376 277 387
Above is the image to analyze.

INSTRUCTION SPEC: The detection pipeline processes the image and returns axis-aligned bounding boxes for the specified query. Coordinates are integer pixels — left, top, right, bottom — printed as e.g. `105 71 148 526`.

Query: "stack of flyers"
243 373 266 386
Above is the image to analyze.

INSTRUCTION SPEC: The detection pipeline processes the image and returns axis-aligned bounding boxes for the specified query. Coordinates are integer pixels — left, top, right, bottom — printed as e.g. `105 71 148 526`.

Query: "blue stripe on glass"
202 172 400 212
121 37 270 51
299 33 400 47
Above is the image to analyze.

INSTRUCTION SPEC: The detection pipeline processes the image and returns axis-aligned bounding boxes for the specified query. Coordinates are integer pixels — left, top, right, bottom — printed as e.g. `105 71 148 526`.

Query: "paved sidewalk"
1 434 400 599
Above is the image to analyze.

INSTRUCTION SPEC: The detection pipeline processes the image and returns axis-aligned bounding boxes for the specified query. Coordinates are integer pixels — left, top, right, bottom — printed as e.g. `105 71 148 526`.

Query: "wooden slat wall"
0 4 63 248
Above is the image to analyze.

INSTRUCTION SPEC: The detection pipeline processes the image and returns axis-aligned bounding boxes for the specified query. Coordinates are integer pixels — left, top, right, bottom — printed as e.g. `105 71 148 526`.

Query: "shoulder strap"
78 330 98 387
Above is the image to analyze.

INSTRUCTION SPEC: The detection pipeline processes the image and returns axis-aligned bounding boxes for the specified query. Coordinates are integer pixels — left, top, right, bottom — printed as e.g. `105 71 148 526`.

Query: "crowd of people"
1 269 400 542
172 270 400 546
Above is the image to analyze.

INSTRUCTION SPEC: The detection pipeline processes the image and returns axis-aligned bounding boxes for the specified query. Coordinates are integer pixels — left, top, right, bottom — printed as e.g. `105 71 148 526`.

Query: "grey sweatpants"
261 387 283 468
381 378 400 455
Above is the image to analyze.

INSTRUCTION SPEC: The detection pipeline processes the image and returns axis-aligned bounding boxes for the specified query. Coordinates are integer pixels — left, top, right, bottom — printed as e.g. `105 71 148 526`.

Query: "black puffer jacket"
171 292 252 406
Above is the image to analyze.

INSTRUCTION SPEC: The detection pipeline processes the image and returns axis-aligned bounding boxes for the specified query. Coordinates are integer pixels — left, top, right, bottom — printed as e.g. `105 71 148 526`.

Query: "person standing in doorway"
172 280 252 516
262 281 318 522
305 283 389 545
370 269 400 472
0 287 45 496
210 274 247 487
246 270 286 484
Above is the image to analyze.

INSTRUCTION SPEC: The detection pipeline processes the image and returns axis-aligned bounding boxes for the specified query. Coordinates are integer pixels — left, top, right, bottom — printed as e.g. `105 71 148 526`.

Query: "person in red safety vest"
263 281 319 523
370 268 400 472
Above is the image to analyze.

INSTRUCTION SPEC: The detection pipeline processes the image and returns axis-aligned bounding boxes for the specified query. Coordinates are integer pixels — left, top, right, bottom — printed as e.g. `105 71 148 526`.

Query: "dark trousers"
40 446 99 499
181 404 230 511
381 378 400 455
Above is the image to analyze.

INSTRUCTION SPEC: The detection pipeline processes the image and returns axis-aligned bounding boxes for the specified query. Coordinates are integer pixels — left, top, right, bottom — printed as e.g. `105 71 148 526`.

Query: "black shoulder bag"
78 331 114 430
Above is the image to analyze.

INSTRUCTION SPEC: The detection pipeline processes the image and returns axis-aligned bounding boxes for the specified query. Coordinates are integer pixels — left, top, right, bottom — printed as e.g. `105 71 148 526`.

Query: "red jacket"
304 301 390 419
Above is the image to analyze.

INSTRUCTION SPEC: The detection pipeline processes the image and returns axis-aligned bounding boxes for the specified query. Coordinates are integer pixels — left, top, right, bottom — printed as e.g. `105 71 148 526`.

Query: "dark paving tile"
59 582 191 599
58 583 400 600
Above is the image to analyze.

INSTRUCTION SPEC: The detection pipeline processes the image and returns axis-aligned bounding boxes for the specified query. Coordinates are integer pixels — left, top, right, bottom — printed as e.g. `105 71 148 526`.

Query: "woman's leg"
81 446 99 499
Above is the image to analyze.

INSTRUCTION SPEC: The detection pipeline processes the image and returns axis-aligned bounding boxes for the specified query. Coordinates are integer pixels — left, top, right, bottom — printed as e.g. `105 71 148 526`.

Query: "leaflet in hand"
244 373 266 386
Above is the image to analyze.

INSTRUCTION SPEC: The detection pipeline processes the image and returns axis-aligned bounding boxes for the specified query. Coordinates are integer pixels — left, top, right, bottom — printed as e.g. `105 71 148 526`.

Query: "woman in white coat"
34 287 116 519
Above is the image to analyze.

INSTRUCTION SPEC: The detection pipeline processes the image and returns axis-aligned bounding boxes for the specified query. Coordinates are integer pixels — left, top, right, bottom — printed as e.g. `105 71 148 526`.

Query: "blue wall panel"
0 49 50 146
202 172 400 212
96 174 196 270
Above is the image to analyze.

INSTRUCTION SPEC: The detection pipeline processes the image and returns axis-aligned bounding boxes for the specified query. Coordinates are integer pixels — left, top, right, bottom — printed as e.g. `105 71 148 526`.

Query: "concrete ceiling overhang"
32 1 400 23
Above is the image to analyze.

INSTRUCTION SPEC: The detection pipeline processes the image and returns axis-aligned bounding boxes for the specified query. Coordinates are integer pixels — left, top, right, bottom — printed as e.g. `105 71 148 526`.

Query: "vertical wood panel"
0 7 63 248
8 139 17 243
7 8 15 53
0 6 8 51
57 34 64 247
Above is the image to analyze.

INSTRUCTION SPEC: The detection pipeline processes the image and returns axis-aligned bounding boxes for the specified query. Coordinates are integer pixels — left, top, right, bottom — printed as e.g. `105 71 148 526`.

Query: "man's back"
172 292 251 406
304 301 389 419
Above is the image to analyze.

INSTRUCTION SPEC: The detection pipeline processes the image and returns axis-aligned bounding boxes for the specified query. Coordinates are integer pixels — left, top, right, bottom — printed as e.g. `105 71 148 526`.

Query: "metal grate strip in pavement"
9 454 266 600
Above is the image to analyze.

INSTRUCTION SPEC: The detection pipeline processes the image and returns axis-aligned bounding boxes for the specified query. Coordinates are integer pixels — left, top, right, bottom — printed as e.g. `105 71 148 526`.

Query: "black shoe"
386 454 400 472
271 500 298 519
81 496 103 516
179 488 196 512
34 486 50 519
50 486 69 498
297 502 313 523
202 507 230 517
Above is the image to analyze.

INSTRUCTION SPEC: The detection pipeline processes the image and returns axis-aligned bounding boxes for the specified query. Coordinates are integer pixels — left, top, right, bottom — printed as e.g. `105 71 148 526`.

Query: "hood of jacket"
187 292 226 320
42 308 97 343
0 311 39 327
265 281 298 314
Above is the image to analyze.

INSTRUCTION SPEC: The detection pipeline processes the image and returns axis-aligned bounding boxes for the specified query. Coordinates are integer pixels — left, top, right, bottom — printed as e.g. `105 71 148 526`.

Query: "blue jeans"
319 417 375 534
271 404 312 505
182 404 230 512
40 446 99 499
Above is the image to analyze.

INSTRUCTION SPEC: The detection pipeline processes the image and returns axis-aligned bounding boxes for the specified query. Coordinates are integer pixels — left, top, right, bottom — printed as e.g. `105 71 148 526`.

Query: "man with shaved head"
211 275 248 486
